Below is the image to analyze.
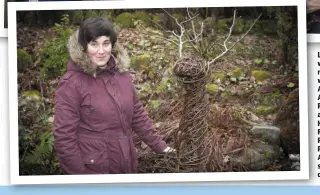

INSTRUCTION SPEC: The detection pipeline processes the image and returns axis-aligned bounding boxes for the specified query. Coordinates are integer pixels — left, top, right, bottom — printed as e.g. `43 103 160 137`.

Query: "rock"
291 162 300 171
249 125 280 145
47 116 54 123
249 112 260 122
289 154 300 162
288 154 300 171
18 92 43 127
231 141 280 171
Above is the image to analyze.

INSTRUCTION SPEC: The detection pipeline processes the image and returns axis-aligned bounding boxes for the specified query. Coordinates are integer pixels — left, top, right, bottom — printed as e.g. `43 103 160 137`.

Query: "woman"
307 0 320 33
53 17 174 175
307 0 320 14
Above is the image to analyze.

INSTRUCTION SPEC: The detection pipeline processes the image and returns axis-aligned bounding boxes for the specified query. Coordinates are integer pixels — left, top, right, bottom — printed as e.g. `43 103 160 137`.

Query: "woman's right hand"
163 146 176 153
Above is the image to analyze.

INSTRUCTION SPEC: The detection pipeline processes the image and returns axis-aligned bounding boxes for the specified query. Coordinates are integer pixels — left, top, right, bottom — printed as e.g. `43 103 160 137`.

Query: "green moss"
255 105 277 116
252 89 285 116
211 72 225 82
253 91 285 107
221 91 234 98
251 70 271 82
133 11 151 26
71 10 84 25
232 67 242 77
206 83 219 94
22 90 42 102
17 49 32 72
130 54 150 70
84 10 99 20
115 12 134 28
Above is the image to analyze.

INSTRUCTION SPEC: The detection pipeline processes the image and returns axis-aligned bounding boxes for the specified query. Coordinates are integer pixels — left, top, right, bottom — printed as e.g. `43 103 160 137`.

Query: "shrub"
115 12 134 28
17 49 32 73
84 10 99 20
37 14 74 80
71 10 84 25
133 11 151 26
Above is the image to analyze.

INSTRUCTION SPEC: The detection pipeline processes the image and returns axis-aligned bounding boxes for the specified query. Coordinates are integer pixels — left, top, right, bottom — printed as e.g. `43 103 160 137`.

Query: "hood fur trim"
67 29 130 76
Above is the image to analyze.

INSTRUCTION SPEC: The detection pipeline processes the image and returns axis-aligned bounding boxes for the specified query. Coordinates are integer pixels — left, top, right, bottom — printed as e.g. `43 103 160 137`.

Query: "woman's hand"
163 146 176 153
307 0 320 14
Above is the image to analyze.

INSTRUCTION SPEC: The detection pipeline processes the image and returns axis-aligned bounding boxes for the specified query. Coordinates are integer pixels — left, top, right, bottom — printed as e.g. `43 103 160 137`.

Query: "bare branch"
207 11 262 67
147 17 173 34
223 9 237 50
172 30 180 37
187 7 192 18
180 14 199 25
155 35 179 46
162 8 178 23
187 8 198 40
158 8 205 58
184 22 204 43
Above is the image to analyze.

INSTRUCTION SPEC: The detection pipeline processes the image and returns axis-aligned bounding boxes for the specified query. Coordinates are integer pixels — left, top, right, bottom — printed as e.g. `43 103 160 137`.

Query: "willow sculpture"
137 57 248 173
171 57 211 172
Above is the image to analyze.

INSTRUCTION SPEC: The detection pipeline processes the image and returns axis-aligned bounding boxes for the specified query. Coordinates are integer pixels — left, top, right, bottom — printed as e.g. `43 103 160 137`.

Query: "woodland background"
16 7 300 175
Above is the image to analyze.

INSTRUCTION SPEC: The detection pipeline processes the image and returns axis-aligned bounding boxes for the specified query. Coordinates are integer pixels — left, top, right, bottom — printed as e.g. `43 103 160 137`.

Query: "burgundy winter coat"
53 30 167 175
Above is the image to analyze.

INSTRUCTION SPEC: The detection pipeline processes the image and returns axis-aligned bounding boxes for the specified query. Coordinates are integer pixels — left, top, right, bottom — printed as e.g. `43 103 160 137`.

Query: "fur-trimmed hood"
67 29 130 77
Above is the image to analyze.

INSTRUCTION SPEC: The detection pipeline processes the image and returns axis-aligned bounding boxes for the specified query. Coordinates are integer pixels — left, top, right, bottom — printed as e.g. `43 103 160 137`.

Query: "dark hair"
78 17 117 51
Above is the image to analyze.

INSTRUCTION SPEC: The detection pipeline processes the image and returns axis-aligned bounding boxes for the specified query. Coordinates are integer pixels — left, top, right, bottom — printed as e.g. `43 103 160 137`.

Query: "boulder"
249 125 280 145
231 140 280 171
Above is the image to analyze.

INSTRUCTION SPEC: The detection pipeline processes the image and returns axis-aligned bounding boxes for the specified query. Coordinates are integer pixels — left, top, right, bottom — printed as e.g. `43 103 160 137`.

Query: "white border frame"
307 34 320 42
8 0 308 185
0 0 7 37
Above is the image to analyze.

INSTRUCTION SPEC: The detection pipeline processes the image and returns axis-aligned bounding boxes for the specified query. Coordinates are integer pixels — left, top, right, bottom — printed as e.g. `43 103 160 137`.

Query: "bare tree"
152 8 204 58
155 8 261 67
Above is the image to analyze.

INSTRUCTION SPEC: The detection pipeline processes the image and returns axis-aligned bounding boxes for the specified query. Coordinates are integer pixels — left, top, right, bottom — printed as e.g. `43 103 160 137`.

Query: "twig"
39 77 46 112
223 147 244 155
155 35 179 46
207 11 262 66
187 8 197 40
160 8 204 58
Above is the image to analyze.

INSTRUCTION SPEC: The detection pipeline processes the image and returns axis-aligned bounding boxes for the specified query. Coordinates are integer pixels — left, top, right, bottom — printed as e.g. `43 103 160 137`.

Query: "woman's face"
87 36 112 68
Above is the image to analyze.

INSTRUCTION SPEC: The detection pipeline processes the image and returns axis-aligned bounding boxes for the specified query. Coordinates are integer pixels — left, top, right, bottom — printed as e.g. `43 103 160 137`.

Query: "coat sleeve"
53 74 85 174
128 74 167 153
